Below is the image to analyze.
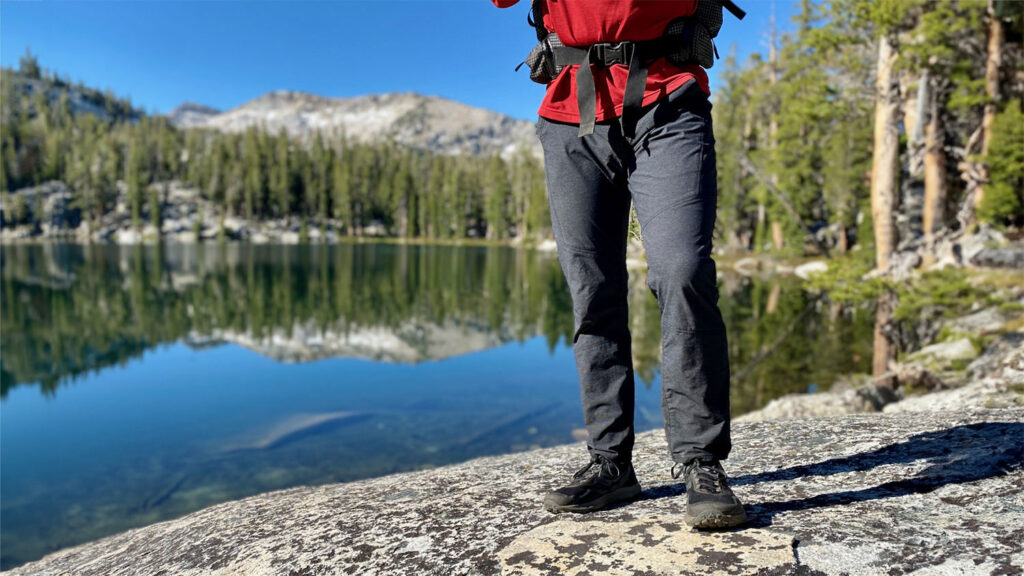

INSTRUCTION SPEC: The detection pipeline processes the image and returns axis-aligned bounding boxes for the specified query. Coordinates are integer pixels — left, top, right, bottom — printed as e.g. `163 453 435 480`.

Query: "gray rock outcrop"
167 102 221 128
734 384 901 423
171 91 542 161
0 182 81 238
10 409 1023 575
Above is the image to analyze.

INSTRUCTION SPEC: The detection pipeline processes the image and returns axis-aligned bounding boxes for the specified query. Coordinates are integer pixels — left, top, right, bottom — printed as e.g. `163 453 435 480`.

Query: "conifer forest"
2 0 1022 270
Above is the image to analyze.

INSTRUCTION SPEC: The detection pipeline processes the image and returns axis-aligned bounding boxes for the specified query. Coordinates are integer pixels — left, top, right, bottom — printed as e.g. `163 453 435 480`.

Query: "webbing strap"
576 45 597 137
620 47 648 139
554 39 659 138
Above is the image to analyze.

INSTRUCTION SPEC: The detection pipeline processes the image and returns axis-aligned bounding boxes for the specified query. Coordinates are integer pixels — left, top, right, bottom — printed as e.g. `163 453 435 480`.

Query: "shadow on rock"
643 422 1024 528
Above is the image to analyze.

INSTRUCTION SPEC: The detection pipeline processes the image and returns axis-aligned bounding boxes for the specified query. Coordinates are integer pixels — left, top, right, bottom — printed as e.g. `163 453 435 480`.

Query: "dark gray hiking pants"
536 80 731 467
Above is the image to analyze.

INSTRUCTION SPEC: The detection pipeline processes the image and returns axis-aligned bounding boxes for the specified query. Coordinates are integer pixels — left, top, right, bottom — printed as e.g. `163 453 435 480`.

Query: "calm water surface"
0 243 873 568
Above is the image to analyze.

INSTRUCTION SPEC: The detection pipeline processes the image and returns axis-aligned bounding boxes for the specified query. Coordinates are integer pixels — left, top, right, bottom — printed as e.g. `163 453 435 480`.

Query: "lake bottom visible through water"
0 243 874 569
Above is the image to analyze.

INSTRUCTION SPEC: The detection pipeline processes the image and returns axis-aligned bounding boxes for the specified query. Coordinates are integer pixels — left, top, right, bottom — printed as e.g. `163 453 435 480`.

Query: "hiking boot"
542 454 642 513
673 458 747 529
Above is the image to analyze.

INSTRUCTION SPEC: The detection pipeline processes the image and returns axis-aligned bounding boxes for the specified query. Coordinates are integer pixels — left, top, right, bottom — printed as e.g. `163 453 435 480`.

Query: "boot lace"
672 459 724 494
573 454 622 481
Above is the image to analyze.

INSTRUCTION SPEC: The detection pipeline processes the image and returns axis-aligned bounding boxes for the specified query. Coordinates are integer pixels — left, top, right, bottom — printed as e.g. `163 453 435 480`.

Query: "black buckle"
591 41 634 66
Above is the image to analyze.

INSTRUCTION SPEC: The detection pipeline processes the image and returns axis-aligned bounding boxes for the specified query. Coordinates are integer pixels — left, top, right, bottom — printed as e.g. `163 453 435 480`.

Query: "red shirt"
493 0 711 124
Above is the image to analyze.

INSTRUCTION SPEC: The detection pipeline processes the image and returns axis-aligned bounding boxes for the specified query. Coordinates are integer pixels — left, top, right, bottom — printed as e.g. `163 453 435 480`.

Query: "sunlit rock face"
3 74 145 124
166 102 220 128
9 408 1023 576
168 90 542 161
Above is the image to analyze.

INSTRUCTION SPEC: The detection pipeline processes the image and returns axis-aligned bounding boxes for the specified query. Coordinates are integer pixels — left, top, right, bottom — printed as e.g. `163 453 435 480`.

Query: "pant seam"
635 124 708 232
556 241 605 256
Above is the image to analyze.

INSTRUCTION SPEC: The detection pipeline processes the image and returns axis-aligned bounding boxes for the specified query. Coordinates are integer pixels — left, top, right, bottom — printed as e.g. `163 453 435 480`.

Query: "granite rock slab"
734 385 900 423
8 409 1023 576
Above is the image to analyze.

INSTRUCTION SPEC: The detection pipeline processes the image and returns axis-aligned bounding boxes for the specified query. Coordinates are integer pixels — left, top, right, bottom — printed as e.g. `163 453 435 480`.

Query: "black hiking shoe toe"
674 458 747 529
543 454 642 514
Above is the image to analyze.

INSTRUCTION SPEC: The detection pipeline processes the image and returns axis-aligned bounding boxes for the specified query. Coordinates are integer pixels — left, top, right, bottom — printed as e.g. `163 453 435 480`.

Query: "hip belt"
550 35 666 139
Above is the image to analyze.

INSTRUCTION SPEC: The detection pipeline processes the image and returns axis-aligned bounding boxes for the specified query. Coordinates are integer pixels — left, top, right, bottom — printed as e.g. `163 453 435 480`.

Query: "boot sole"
685 507 748 530
543 483 642 514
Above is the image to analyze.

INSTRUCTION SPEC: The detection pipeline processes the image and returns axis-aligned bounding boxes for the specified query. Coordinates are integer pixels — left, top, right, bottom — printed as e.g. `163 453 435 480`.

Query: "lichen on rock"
9 409 1023 576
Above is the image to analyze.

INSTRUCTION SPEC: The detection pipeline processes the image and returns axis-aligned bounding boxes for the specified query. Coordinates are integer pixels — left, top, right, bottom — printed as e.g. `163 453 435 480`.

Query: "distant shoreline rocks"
0 180 553 248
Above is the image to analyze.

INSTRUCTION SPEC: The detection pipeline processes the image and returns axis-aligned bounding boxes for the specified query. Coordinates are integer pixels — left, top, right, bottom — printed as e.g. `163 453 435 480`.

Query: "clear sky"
1 0 797 121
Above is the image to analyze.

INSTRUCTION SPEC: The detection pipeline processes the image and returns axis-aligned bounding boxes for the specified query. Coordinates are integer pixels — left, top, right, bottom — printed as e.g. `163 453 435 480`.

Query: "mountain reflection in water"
0 242 872 569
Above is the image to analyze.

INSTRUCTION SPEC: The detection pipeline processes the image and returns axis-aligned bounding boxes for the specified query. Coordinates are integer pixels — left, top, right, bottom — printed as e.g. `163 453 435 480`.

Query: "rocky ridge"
169 90 542 161
167 102 221 127
9 408 1023 575
2 72 144 125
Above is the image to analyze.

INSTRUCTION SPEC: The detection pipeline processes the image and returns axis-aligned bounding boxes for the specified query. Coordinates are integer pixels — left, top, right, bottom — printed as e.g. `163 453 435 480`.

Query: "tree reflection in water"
2 243 873 407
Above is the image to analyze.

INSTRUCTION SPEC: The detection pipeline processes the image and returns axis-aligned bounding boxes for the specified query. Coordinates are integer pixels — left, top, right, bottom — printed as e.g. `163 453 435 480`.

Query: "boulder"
794 260 828 280
535 238 557 252
732 256 760 276
115 229 143 245
968 331 1024 381
944 306 1019 335
972 246 1024 269
907 338 979 368
958 225 1007 264
884 378 1023 412
893 363 945 391
735 384 900 422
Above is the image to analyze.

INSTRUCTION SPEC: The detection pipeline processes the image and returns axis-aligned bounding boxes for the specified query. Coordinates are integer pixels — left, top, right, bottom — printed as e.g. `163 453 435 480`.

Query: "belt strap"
553 38 662 138
621 47 648 139
575 45 597 137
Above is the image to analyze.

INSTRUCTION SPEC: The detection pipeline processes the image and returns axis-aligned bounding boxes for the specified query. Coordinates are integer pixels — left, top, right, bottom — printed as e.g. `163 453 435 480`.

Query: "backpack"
519 0 745 85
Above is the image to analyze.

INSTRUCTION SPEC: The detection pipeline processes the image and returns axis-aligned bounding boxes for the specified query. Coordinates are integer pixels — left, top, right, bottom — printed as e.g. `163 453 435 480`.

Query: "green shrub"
894 268 993 322
805 250 889 304
979 98 1024 226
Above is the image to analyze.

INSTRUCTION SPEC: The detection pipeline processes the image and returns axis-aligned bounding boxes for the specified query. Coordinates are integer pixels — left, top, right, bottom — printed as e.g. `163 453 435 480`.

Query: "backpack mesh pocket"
664 1 723 69
523 34 566 84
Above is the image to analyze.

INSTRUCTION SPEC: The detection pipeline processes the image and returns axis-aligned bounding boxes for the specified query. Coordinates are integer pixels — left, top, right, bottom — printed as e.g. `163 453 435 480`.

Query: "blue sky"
1 1 797 121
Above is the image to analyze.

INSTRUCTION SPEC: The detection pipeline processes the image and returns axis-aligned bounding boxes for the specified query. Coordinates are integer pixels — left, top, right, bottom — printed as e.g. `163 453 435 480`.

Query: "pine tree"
271 129 291 219
978 98 1024 225
331 147 353 235
484 155 511 240
904 0 988 241
19 48 41 80
529 158 550 239
126 134 146 231
242 127 264 222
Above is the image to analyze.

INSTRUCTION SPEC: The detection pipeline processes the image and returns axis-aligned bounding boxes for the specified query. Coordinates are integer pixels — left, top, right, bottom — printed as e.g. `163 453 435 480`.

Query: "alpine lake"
0 242 874 569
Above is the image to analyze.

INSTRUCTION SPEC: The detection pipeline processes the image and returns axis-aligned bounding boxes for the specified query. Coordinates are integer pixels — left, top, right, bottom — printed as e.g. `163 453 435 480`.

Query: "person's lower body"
536 80 742 526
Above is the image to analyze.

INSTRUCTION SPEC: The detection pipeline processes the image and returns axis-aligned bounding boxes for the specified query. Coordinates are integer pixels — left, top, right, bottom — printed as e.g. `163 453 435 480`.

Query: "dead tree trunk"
922 86 947 243
873 292 897 381
870 34 901 272
768 10 784 252
974 0 1005 215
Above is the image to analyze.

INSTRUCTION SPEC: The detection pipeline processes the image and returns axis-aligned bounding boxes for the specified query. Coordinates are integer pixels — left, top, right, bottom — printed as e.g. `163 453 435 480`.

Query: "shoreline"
737 285 1024 422
0 231 560 250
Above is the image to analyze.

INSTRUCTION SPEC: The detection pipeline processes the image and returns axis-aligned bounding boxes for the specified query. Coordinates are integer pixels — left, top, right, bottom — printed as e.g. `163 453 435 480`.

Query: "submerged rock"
9 409 1023 575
